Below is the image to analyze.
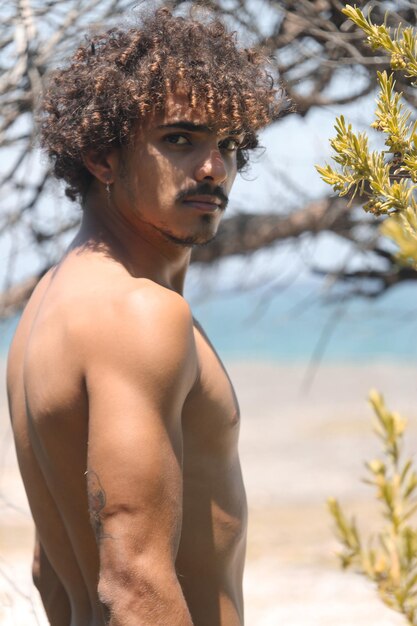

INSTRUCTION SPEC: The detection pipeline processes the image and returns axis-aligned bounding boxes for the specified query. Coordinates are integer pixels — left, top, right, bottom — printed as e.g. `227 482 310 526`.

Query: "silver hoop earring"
105 181 111 204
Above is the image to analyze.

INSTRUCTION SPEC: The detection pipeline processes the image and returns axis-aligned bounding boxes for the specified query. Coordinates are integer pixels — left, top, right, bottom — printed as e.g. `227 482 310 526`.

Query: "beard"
156 216 219 248
163 231 218 247
119 175 223 247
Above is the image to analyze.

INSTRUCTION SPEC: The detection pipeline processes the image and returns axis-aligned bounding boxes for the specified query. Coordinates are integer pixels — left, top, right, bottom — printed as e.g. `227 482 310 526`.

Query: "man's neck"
71 194 192 295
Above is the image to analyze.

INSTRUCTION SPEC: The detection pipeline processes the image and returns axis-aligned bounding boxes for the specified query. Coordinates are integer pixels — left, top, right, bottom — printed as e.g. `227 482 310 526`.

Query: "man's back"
8 248 247 626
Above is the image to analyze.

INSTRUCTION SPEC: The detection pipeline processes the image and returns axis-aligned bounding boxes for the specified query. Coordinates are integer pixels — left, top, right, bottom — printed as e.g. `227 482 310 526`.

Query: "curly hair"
39 6 283 202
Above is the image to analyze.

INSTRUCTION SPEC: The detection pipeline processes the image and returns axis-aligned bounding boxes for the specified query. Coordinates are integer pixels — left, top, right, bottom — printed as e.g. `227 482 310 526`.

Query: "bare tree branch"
191 197 352 263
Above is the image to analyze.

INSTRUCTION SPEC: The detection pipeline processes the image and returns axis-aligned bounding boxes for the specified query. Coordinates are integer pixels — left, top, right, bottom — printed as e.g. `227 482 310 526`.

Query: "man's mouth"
182 195 223 212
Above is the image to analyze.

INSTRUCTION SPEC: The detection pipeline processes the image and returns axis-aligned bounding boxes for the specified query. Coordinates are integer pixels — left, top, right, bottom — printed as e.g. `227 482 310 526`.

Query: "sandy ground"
1 358 416 625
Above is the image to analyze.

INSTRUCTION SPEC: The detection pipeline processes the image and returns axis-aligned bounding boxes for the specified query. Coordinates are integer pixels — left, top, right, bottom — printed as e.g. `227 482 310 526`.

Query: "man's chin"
147 211 223 248
164 231 218 248
158 221 220 248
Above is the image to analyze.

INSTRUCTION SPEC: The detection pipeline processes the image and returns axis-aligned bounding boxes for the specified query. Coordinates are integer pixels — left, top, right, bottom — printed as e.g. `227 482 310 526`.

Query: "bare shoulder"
90 279 195 353
83 279 198 394
121 280 194 343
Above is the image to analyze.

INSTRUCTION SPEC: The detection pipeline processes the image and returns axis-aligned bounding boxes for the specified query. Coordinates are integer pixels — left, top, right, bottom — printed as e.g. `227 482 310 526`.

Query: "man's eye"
220 138 240 152
165 134 190 145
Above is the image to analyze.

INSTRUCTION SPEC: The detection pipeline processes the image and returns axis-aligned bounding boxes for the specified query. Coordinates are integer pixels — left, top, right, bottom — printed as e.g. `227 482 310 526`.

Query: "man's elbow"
98 567 161 617
97 556 193 626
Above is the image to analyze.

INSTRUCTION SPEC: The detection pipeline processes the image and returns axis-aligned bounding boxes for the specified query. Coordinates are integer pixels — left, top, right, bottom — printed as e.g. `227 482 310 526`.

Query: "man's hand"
84 284 197 625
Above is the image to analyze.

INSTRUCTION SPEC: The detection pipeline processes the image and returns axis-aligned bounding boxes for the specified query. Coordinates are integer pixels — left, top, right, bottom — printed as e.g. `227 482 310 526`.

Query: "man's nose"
194 148 227 185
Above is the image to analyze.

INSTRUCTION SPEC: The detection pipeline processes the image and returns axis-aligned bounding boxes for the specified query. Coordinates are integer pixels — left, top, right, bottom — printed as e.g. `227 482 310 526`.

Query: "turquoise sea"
189 282 417 364
1 282 416 363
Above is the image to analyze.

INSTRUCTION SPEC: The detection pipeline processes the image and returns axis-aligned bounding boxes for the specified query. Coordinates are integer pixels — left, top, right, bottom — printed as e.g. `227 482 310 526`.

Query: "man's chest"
182 320 240 455
179 322 247 570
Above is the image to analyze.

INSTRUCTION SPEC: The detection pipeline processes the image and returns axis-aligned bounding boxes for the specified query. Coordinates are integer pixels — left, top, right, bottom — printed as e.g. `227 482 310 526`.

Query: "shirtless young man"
7 7 280 625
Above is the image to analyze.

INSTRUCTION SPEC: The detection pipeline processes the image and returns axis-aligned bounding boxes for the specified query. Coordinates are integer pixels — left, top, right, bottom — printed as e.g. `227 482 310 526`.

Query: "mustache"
176 182 229 210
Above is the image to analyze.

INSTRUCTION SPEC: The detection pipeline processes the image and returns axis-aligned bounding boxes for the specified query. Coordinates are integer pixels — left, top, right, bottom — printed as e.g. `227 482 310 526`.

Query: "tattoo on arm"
87 470 112 541
87 471 113 623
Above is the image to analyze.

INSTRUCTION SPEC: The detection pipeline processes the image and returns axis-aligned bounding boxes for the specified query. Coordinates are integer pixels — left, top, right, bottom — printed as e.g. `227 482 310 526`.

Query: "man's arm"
84 287 197 626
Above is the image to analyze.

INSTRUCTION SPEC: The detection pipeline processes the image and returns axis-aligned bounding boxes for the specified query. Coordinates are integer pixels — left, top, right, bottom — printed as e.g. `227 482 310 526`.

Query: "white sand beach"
1 358 416 625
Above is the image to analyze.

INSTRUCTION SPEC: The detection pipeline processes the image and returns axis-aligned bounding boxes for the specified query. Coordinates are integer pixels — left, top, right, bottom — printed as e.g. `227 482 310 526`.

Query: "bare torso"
8 249 247 626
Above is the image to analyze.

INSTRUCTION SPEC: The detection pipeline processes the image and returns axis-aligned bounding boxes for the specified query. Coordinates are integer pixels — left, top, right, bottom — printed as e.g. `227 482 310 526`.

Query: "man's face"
110 92 242 247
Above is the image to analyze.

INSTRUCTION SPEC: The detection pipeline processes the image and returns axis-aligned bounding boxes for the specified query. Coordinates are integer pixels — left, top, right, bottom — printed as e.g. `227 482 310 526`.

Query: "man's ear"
83 150 118 184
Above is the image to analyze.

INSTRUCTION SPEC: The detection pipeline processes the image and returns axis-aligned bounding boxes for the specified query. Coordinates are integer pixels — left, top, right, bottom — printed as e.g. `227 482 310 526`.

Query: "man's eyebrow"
157 121 245 140
157 121 212 133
